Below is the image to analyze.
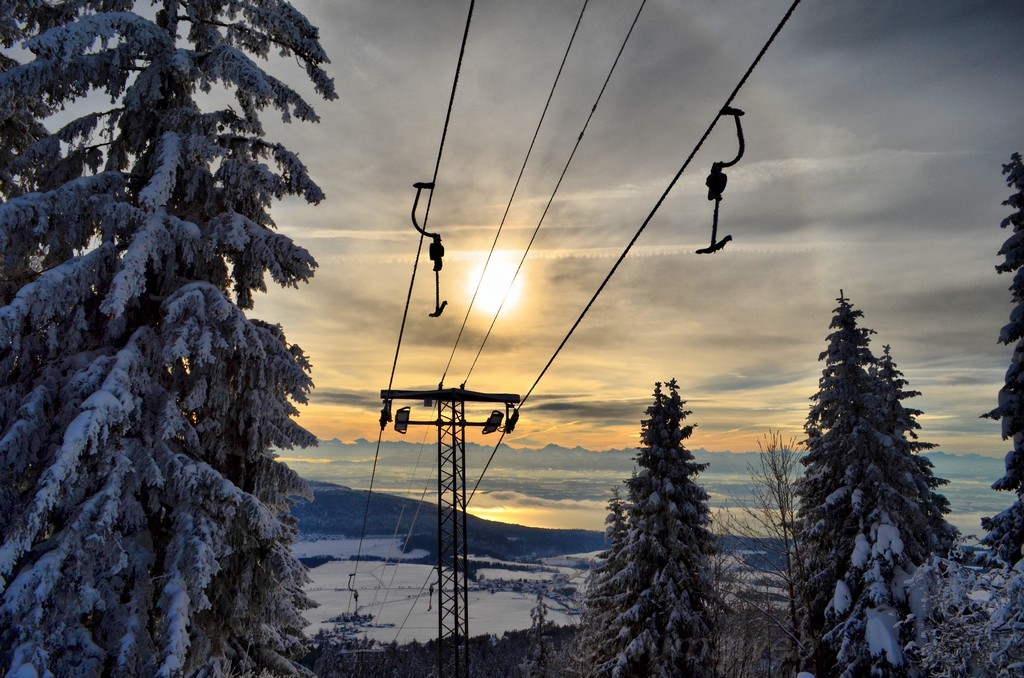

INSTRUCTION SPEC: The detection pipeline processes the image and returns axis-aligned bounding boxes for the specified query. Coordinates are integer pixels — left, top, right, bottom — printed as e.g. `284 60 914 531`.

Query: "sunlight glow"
467 257 523 317
468 505 605 531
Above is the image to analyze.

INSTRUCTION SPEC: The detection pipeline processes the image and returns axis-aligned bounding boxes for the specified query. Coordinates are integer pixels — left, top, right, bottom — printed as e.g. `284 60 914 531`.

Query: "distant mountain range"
283 440 1009 537
289 438 1006 493
291 481 606 562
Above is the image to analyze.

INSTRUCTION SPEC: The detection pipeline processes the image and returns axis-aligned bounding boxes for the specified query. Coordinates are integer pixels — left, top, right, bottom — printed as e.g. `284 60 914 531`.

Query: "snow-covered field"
475 568 556 582
299 538 585 643
540 551 603 567
293 536 429 560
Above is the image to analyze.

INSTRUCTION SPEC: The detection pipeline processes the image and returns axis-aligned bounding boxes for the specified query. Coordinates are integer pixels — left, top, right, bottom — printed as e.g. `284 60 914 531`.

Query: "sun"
467 257 523 317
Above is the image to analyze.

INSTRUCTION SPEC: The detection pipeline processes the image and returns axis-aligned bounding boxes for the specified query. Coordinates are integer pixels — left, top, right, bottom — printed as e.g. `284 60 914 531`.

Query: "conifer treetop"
983 152 1024 566
797 295 954 677
591 379 717 678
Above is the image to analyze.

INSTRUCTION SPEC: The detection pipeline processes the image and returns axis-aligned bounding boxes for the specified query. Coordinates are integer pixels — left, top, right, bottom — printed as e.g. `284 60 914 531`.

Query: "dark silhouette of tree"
984 152 1024 565
981 151 1024 665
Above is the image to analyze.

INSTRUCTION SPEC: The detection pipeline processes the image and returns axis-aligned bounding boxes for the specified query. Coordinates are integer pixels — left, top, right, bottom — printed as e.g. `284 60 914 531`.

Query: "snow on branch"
100 212 174 318
0 246 116 370
267 141 325 204
0 172 124 254
0 327 152 586
25 12 174 63
0 1 329 672
209 211 316 304
138 131 181 210
235 1 336 100
203 44 319 123
159 284 315 448
100 210 205 320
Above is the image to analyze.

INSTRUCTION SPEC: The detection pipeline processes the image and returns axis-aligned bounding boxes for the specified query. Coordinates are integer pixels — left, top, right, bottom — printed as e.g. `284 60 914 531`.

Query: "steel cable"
467 0 805 504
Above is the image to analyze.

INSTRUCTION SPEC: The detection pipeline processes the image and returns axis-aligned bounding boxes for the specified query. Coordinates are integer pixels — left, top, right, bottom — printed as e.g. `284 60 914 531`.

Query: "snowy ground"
475 568 556 582
300 538 586 644
540 551 602 567
293 536 429 560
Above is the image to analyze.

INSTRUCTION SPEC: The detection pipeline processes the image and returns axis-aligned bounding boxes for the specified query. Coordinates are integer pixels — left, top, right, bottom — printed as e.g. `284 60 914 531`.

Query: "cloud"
276 457 337 464
247 0 1023 463
471 490 606 512
291 229 408 241
925 370 1004 388
310 389 384 409
792 3 1021 56
525 393 647 422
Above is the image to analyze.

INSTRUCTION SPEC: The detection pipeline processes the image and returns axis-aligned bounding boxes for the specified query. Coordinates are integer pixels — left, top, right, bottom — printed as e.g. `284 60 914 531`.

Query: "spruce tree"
584 487 629 623
984 152 1024 565
580 485 628 673
0 2 335 675
873 345 955 554
981 151 1024 663
592 379 717 677
796 294 955 677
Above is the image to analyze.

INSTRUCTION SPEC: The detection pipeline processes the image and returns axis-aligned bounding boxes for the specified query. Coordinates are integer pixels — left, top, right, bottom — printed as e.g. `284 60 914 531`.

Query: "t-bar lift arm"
696 106 745 255
411 182 447 317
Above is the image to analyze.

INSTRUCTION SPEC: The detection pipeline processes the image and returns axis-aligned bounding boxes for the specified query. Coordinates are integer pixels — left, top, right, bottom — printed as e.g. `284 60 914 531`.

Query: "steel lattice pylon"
381 387 519 678
436 397 469 676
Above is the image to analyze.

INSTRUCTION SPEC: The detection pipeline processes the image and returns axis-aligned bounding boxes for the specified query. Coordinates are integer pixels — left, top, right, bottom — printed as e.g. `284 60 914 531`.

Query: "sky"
250 0 1024 464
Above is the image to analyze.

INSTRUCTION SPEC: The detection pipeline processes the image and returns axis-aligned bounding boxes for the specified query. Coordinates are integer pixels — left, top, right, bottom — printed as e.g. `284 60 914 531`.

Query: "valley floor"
299 537 594 643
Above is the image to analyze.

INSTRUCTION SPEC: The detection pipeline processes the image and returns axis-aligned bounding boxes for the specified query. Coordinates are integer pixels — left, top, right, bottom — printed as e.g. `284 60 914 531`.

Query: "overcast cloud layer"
252 0 1024 460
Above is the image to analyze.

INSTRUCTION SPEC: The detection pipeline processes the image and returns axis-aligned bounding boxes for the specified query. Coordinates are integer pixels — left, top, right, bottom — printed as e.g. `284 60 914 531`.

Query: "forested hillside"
293 482 606 561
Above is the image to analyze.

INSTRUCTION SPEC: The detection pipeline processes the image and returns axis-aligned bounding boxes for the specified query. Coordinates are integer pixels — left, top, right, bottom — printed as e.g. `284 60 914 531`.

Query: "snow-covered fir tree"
0 2 336 675
590 379 717 677
579 485 629 673
872 344 955 553
583 488 629 625
796 294 956 677
984 152 1024 562
982 151 1024 668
